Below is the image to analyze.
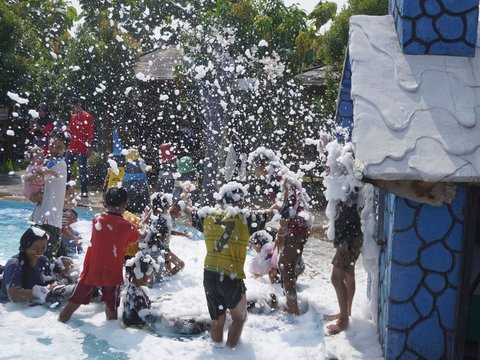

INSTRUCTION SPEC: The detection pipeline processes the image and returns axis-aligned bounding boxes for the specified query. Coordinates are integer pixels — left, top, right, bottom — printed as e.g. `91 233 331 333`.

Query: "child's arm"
137 207 152 241
102 171 109 194
141 207 152 225
30 191 43 204
62 226 81 241
23 171 42 184
40 166 57 177
171 228 192 239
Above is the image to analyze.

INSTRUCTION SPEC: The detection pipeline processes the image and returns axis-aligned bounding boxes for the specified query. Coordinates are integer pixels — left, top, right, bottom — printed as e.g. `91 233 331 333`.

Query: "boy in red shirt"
59 187 145 322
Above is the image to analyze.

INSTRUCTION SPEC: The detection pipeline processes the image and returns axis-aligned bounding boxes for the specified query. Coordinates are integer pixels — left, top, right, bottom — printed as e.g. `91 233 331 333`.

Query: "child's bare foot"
58 301 80 323
323 313 340 321
326 317 349 334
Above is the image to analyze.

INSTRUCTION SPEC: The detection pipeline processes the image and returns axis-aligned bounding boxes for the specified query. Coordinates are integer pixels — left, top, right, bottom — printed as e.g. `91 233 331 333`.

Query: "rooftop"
135 45 183 81
349 15 480 183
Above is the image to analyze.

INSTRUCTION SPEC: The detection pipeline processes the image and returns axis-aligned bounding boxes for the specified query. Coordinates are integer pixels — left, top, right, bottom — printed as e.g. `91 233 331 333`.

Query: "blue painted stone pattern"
378 186 466 359
413 286 434 317
389 0 479 56
407 316 444 359
334 52 354 143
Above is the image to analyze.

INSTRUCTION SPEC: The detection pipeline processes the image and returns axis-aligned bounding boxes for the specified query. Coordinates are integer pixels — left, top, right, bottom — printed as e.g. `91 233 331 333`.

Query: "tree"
315 0 388 118
174 0 328 203
0 1 76 163
49 0 215 156
0 0 76 106
309 1 337 31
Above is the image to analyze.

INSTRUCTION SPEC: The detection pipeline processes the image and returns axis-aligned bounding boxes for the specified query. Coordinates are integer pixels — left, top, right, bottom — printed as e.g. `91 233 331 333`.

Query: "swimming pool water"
0 201 95 262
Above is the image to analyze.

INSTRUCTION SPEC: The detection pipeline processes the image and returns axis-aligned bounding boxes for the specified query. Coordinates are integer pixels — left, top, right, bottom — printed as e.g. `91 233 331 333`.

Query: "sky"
283 0 349 14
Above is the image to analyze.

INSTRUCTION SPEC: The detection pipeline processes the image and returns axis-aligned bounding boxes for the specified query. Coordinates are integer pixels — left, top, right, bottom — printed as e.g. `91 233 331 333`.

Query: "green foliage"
87 151 107 187
177 1 328 169
0 159 27 174
309 1 337 30
0 3 28 106
0 0 76 107
0 0 336 173
316 0 388 119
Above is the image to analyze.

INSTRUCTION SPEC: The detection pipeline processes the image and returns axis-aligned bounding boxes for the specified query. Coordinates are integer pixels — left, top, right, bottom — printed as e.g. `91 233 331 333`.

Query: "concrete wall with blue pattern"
389 0 479 56
377 187 466 359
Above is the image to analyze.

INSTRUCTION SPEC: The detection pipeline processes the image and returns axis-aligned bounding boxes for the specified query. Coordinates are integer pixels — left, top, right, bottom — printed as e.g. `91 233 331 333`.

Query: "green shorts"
332 236 363 271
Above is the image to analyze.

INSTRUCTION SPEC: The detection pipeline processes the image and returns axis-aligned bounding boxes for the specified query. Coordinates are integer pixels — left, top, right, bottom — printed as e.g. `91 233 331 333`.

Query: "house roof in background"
349 15 480 183
135 45 183 81
294 66 325 90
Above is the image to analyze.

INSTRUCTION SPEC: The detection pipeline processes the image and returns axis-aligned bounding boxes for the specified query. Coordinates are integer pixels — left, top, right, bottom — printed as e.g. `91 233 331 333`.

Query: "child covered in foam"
248 229 280 284
122 251 209 335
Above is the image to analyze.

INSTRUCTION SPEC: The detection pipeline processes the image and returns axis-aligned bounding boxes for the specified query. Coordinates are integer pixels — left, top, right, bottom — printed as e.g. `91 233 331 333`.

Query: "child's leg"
148 250 164 285
210 314 226 343
102 285 121 321
226 294 247 347
105 307 117 320
58 281 94 322
165 252 185 276
58 301 81 322
268 268 280 284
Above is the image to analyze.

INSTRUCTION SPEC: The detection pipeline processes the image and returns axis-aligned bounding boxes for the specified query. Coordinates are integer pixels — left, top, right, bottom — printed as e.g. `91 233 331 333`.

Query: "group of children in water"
0 138 314 348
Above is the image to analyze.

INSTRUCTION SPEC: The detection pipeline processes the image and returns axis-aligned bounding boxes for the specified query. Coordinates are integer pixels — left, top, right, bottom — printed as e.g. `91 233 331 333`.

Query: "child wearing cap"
58 187 147 322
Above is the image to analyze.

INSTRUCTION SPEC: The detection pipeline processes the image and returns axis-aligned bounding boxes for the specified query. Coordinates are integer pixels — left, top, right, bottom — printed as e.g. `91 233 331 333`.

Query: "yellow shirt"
194 208 268 279
123 211 140 257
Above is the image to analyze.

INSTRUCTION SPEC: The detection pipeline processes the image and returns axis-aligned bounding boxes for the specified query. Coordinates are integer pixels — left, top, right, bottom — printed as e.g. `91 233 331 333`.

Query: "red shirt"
80 213 139 286
67 111 94 154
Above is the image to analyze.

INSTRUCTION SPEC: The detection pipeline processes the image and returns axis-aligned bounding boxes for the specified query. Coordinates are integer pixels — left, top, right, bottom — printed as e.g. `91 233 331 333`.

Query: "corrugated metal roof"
135 45 183 81
294 66 325 88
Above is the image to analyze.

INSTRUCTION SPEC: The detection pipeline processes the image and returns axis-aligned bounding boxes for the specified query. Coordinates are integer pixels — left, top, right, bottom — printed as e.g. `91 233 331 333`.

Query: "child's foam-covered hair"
51 256 74 274
215 181 247 205
247 146 281 165
151 192 173 211
125 251 160 280
249 228 277 247
24 146 43 161
19 226 50 252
